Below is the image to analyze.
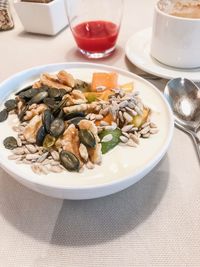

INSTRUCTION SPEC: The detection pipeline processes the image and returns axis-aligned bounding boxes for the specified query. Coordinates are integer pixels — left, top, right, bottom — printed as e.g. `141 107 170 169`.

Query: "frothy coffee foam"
170 1 200 18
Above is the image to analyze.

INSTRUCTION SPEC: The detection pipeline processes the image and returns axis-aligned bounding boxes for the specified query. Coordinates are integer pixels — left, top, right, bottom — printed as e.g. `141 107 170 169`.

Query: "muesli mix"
0 70 158 174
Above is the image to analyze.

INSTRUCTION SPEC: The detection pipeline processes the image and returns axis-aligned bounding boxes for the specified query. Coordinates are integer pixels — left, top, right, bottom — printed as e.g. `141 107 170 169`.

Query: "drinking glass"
66 0 124 59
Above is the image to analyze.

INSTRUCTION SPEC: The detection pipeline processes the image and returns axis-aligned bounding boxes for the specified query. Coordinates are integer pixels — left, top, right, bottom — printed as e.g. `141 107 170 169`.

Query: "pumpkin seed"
15 85 32 96
4 99 17 111
49 88 60 99
43 97 57 109
64 112 85 121
36 126 46 146
42 109 54 133
3 136 18 150
29 91 48 105
79 129 96 148
0 109 8 122
50 118 65 138
60 150 80 171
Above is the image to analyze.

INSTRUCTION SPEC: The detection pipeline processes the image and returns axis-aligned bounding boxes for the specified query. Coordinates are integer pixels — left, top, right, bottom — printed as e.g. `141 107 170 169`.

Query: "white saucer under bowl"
125 28 200 82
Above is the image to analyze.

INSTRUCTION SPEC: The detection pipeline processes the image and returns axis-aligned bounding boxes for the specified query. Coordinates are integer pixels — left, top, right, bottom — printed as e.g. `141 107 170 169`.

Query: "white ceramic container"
0 62 173 199
14 0 68 35
151 0 200 68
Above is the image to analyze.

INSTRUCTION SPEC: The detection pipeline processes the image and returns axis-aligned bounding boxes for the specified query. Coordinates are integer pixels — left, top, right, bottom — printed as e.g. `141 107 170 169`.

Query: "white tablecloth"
0 0 200 266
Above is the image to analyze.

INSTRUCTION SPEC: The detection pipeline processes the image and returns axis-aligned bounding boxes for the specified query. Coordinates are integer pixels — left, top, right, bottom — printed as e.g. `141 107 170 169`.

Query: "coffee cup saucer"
125 28 200 82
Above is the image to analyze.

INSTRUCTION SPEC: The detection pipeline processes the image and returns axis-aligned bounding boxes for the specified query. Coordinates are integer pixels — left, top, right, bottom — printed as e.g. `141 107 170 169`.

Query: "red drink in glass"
66 0 123 59
72 20 119 54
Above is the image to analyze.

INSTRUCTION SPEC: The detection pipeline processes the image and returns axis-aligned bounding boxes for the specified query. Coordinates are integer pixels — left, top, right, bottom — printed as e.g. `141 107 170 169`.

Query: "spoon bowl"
164 78 200 132
164 77 200 163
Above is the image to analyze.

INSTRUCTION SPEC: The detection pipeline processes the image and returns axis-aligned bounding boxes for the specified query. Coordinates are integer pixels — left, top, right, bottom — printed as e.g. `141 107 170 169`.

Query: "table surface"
1 0 200 266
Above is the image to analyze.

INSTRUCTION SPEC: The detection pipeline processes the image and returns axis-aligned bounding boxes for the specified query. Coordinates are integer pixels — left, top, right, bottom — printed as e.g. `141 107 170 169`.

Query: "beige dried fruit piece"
40 73 72 91
55 124 83 165
63 90 87 106
63 102 99 114
78 120 102 165
24 103 47 121
57 70 75 88
32 81 43 88
23 115 42 143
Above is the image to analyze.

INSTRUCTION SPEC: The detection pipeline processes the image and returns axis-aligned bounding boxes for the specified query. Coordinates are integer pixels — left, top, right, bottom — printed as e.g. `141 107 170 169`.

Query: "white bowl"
14 0 68 35
0 62 174 199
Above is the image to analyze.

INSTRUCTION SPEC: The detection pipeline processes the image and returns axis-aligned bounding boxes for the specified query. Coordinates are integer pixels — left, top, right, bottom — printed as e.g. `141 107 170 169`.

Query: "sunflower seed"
110 107 117 120
25 144 37 153
141 122 151 129
26 154 40 161
142 133 150 138
123 112 133 123
127 139 137 147
37 152 49 163
119 100 128 108
23 159 32 164
140 126 150 135
119 90 125 98
86 161 95 169
101 134 113 143
40 165 49 175
120 135 129 143
48 165 63 173
16 160 24 164
96 86 107 91
18 134 25 141
24 147 31 154
104 125 116 131
100 107 109 116
134 106 143 115
51 161 60 166
8 154 23 160
150 128 159 134
50 150 59 161
118 111 124 123
12 126 21 132
150 122 157 128
31 164 42 175
121 125 133 132
79 143 88 161
125 107 137 116
13 147 25 155
100 120 109 126
95 114 103 120
128 102 136 109
89 113 96 120
129 133 140 144
122 132 130 138
16 138 22 147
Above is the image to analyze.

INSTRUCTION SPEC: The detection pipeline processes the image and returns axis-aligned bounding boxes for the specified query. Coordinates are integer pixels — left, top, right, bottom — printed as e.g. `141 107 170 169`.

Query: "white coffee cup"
151 0 200 69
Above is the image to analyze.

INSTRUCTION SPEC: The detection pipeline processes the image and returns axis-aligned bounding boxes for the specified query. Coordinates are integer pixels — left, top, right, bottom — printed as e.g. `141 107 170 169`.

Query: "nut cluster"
0 2 14 31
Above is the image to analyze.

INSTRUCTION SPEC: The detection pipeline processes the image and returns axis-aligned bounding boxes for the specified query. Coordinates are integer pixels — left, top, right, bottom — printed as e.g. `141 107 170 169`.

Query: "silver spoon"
164 78 200 162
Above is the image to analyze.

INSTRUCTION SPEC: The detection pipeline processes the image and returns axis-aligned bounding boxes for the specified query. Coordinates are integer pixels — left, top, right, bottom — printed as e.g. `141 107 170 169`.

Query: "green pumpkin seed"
79 129 96 148
29 91 48 105
50 118 65 138
0 109 8 122
3 136 18 150
49 88 60 99
60 150 80 171
4 99 17 111
36 125 46 146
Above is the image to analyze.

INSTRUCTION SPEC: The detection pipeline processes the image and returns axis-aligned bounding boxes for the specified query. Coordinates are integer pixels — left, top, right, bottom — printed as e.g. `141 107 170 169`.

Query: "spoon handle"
176 123 200 163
